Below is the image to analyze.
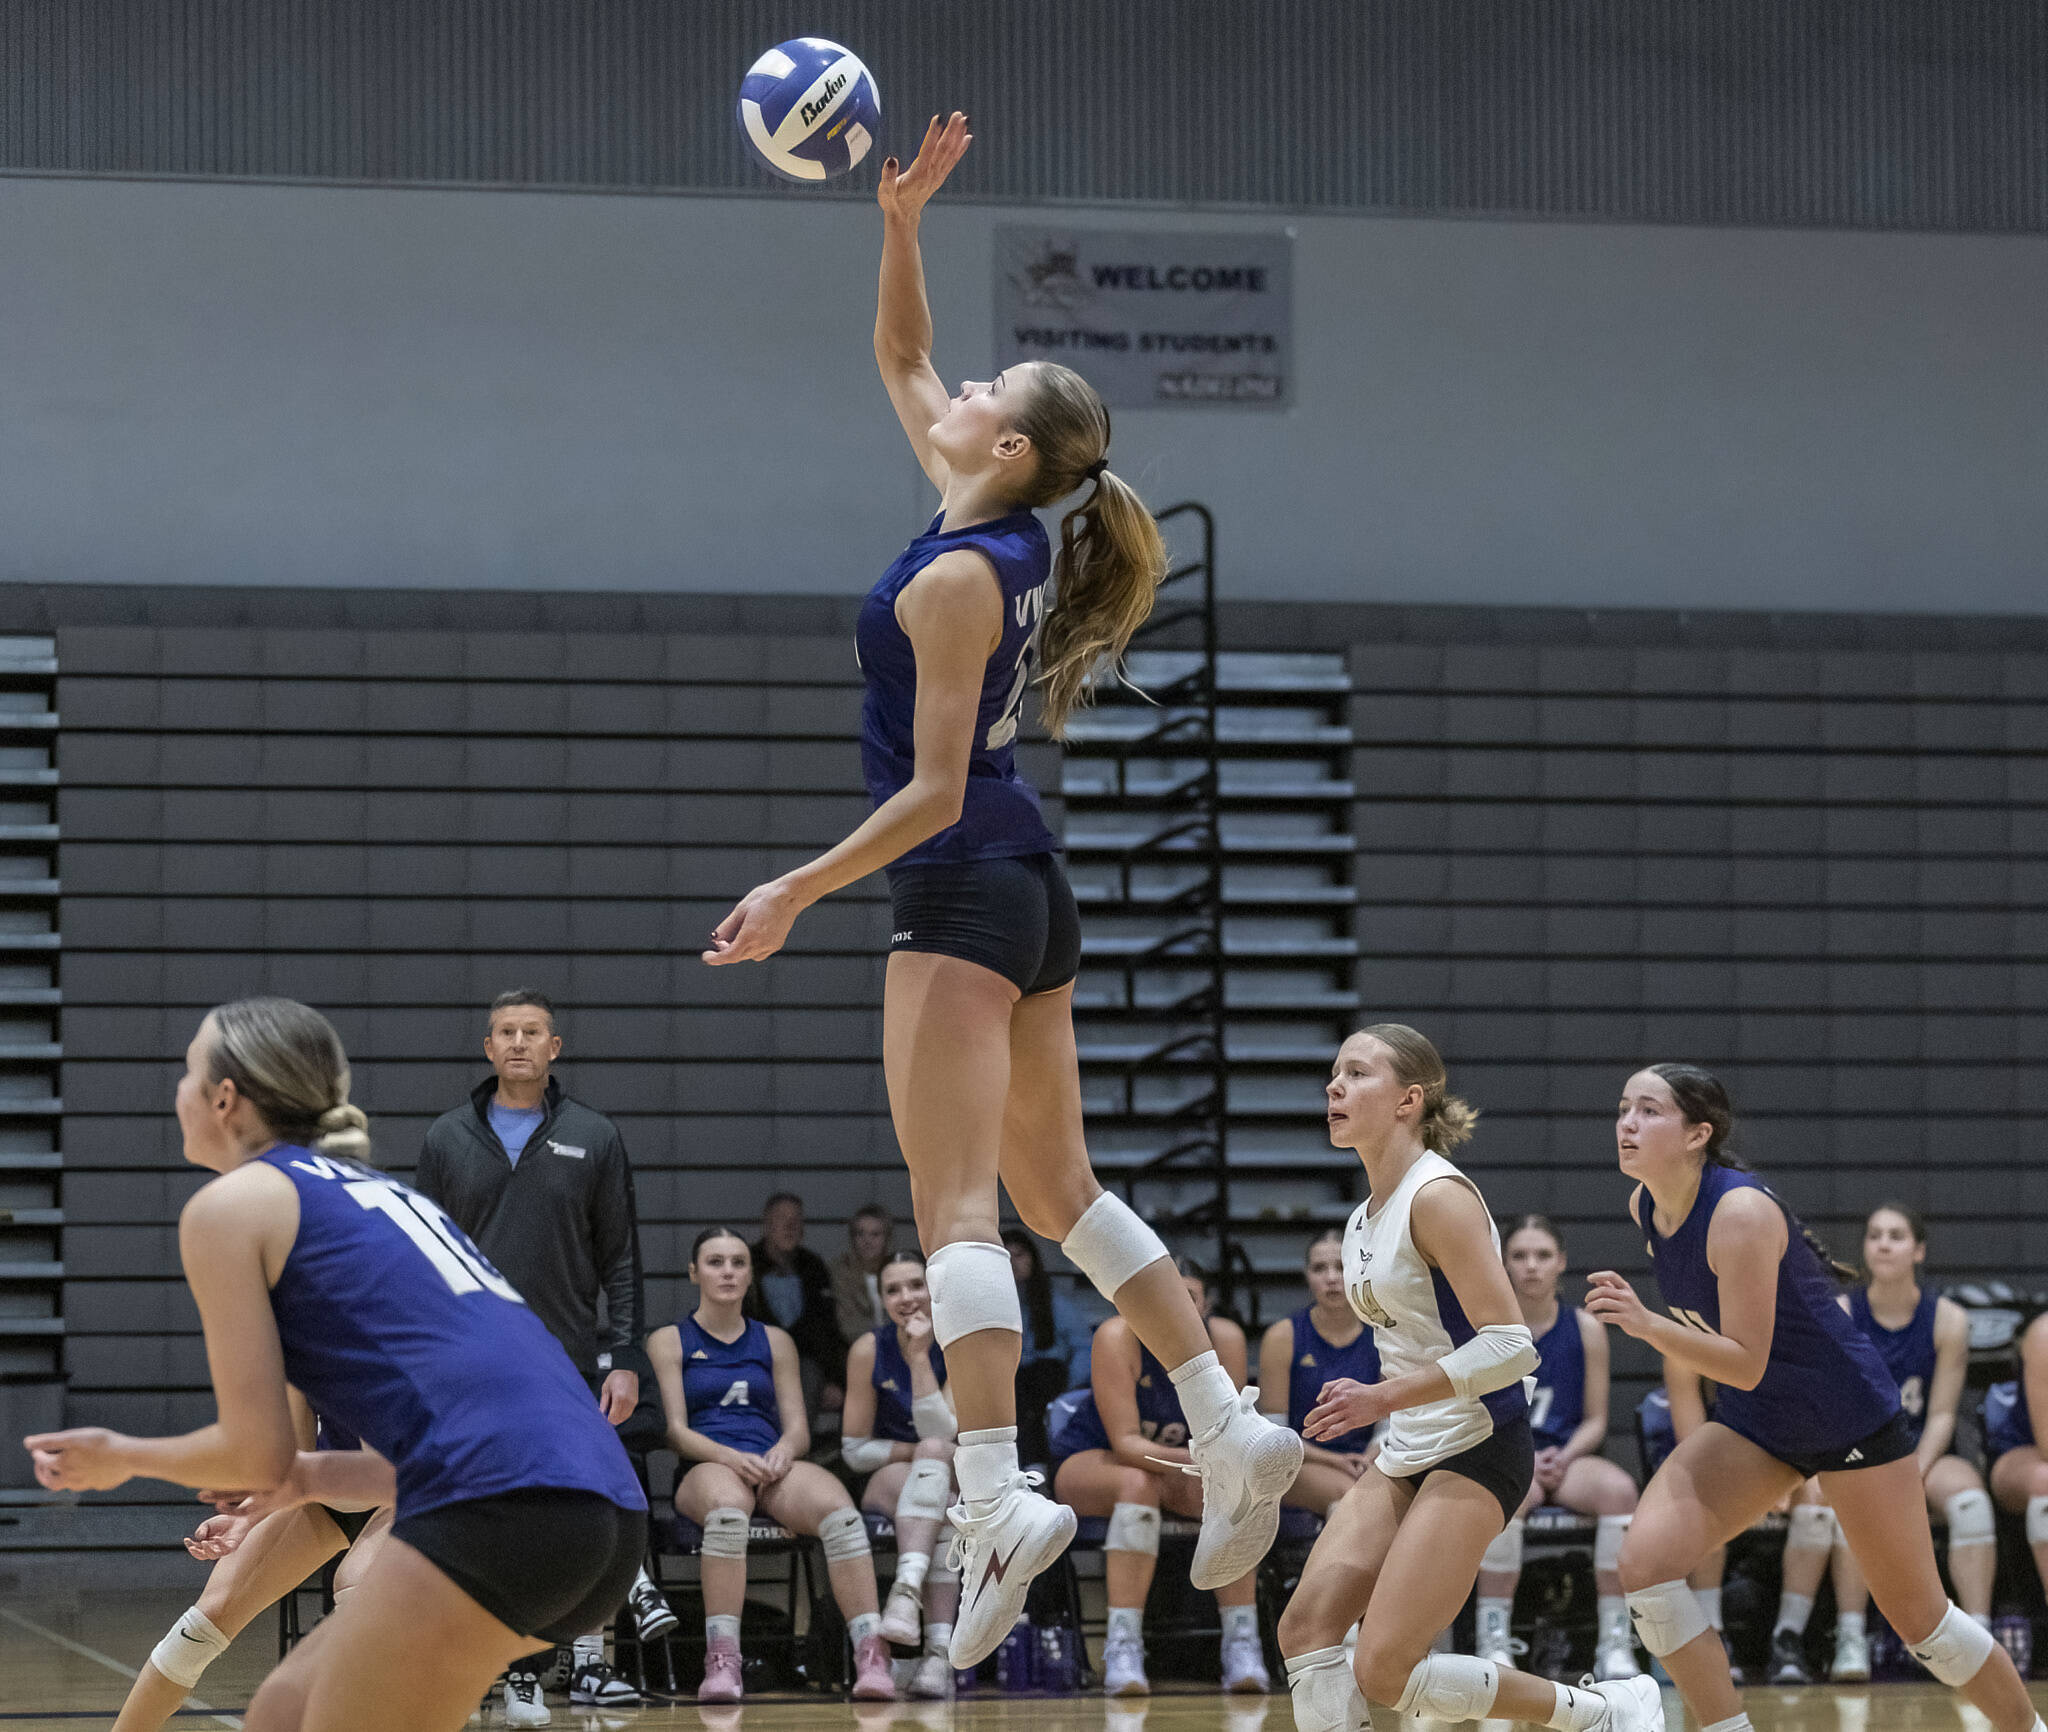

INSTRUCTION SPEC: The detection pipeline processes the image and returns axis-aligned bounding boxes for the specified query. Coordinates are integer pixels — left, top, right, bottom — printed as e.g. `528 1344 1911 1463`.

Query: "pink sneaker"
697 1638 744 1704
852 1634 897 1700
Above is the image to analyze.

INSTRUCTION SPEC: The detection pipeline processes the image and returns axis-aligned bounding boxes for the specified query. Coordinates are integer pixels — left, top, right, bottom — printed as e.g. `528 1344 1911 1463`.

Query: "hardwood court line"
0 1604 243 1731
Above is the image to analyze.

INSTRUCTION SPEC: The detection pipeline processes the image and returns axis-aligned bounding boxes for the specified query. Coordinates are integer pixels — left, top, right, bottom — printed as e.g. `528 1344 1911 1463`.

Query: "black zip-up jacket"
414 1075 647 1383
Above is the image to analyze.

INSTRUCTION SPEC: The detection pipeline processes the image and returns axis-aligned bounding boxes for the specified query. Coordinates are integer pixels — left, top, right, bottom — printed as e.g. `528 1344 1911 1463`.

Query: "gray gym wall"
0 174 2044 615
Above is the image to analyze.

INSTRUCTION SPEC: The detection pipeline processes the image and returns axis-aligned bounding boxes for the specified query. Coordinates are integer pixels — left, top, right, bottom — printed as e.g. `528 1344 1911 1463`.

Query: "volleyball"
736 38 881 182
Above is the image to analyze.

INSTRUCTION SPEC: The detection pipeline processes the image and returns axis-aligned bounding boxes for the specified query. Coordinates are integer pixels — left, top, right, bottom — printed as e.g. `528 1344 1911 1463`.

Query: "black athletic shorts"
394 1490 646 1643
319 1504 372 1545
1387 1415 1536 1527
1725 1408 1917 1479
886 851 1081 996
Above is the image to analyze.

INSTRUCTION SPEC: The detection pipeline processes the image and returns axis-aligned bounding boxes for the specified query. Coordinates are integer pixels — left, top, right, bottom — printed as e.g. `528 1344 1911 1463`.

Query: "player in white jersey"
1277 1025 1661 1732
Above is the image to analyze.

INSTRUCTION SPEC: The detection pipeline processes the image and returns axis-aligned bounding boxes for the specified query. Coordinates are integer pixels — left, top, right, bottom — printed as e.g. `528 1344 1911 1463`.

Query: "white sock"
849 1612 881 1645
1477 1596 1512 1644
1697 1586 1724 1630
1545 1681 1608 1732
1108 1606 1145 1645
1170 1350 1238 1438
1703 1716 1754 1732
1776 1591 1814 1636
925 1621 953 1658
955 1426 1020 1503
893 1552 930 1596
1221 1604 1259 1645
706 1613 741 1645
1837 1611 1866 1640
573 1632 603 1665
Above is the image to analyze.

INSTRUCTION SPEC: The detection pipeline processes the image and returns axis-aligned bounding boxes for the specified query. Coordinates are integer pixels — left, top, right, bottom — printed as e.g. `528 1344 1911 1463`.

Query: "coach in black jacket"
413 991 648 1412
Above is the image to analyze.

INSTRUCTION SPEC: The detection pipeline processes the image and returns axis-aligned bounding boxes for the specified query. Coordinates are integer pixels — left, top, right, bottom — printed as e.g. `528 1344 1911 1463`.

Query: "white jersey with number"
1340 1149 1528 1475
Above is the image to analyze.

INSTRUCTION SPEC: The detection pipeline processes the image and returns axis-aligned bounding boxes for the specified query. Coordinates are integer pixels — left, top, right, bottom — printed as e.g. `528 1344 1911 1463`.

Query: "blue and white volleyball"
736 38 881 182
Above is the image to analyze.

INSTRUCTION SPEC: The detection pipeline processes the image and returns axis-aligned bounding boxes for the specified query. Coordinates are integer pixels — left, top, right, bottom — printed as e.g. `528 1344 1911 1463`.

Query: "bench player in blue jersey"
1259 1228 1383 1515
1770 1202 1993 1684
1051 1258 1268 1697
1278 1028 1661 1732
24 998 648 1732
1473 1215 1642 1681
646 1227 896 1704
1587 1064 2040 1732
841 1249 960 1698
701 110 1298 1665
1987 1309 2048 1638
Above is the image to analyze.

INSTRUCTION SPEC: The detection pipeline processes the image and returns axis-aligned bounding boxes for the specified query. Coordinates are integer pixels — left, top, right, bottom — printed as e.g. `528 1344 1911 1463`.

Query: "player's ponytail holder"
1083 456 1109 484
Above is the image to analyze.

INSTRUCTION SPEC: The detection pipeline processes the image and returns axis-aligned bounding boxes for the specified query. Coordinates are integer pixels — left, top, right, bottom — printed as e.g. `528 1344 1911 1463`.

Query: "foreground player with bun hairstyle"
1277 1026 1660 1732
25 998 647 1732
1588 1064 2041 1732
703 110 1299 1666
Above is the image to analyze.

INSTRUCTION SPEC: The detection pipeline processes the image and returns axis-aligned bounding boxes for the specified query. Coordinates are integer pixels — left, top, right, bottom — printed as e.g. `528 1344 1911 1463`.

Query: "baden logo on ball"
737 37 881 182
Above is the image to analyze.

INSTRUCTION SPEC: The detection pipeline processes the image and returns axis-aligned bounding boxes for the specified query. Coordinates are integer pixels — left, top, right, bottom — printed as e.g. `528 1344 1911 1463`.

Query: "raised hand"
877 111 973 223
23 1426 131 1493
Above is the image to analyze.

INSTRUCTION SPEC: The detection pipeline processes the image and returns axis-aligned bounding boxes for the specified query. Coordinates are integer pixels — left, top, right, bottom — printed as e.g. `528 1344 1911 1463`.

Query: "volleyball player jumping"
1587 1064 2041 1732
704 112 1300 1664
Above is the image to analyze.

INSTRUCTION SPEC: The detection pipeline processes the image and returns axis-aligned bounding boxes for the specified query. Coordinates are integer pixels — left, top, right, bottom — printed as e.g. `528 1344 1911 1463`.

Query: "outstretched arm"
875 112 972 490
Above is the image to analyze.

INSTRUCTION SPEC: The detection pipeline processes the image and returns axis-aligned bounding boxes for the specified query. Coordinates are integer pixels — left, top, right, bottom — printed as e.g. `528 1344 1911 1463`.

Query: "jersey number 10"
347 1178 524 1304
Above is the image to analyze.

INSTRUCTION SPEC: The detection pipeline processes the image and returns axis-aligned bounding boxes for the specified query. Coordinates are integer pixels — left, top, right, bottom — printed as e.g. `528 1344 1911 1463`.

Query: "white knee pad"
1061 1191 1169 1300
930 1520 960 1584
1944 1488 1995 1549
1908 1601 1996 1686
1106 1501 1162 1556
1627 1577 1710 1657
927 1240 1023 1348
700 1507 751 1559
150 1607 229 1690
1285 1645 1366 1732
1595 1514 1631 1573
1787 1502 1838 1553
1393 1653 1501 1721
896 1457 953 1526
2027 1495 2048 1547
1480 1517 1524 1575
819 1505 872 1563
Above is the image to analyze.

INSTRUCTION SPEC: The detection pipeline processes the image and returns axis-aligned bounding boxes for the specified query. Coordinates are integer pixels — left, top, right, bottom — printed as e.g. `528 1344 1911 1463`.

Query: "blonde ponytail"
1004 363 1169 739
1357 1021 1479 1153
204 997 372 1163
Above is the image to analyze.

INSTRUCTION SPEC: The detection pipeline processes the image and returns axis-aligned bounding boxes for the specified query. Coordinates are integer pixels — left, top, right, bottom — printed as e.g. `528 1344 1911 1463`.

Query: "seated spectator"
1047 1258 1267 1699
748 1191 847 1413
1987 1312 2048 1619
647 1228 893 1705
1257 1227 1380 1515
1474 1216 1640 1680
831 1203 895 1345
841 1250 958 1699
1773 1203 1992 1684
1005 1226 1094 1462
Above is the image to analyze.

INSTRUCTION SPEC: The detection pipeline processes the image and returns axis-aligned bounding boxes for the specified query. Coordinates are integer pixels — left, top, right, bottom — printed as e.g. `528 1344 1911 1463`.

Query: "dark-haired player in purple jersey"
1587 1064 2040 1732
702 111 1298 1666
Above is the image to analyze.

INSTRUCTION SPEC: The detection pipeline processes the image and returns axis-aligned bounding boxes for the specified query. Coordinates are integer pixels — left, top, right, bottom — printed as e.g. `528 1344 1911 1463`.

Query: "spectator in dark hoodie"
749 1191 848 1414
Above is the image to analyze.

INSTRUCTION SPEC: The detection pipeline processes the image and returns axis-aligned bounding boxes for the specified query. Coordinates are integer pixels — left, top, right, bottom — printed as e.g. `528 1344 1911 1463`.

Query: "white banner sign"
994 227 1293 410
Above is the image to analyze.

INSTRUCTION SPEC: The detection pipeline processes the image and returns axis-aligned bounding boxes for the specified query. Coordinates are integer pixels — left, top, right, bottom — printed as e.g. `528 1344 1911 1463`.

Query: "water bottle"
1035 1618 1079 1692
995 1615 1036 1691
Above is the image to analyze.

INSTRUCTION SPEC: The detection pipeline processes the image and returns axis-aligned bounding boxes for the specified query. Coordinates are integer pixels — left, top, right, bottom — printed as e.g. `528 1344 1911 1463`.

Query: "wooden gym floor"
2 1585 2041 1731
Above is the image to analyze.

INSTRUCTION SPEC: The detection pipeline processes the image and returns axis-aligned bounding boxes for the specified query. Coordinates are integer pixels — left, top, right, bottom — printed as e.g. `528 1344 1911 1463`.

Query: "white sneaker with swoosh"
1182 1387 1304 1590
944 1471 1077 1669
